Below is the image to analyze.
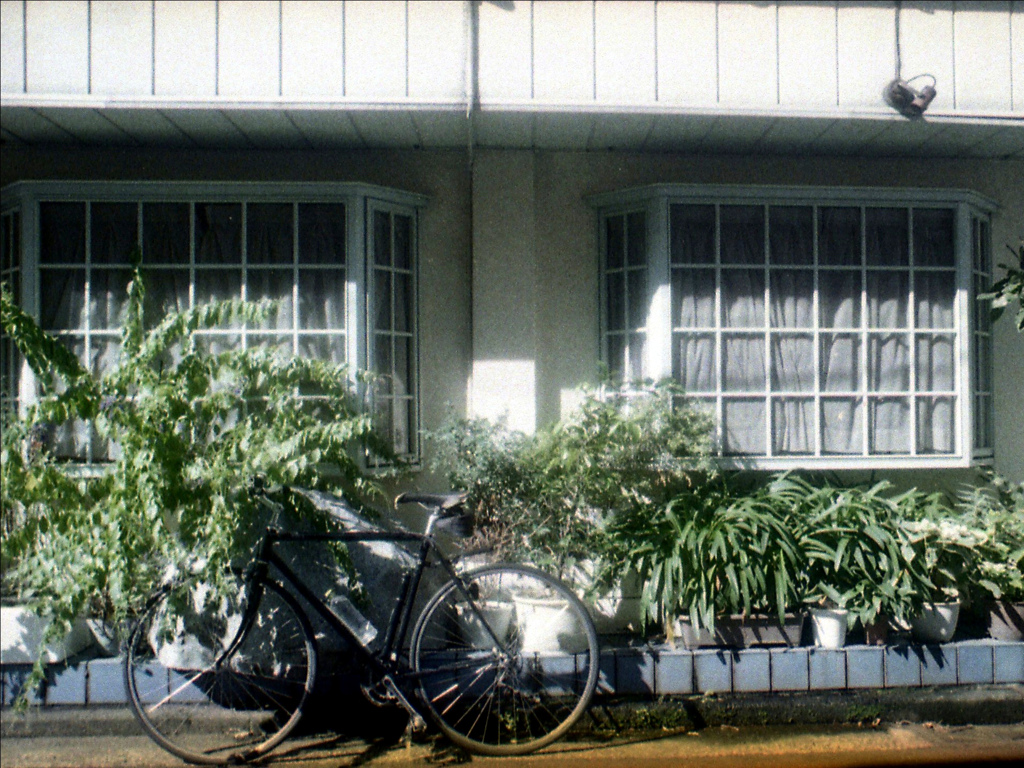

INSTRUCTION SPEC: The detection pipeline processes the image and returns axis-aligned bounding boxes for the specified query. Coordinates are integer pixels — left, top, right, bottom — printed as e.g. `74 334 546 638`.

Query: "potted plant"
785 478 930 647
958 473 1024 641
609 479 804 649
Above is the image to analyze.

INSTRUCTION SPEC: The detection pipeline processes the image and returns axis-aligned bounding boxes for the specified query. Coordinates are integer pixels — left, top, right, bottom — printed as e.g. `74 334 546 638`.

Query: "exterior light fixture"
885 74 937 118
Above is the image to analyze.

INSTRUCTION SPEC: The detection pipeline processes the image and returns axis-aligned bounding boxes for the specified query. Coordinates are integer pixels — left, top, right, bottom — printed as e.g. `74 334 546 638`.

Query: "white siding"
534 1 594 102
345 0 407 99
408 0 466 100
955 1 1013 111
595 0 655 103
656 1 717 105
477 0 531 101
1014 1 1024 111
91 1 152 97
1 0 25 93
219 0 280 98
281 1 345 99
25 0 89 94
154 1 217 97
899 1 954 112
837 1 897 109
779 1 837 108
718 1 778 107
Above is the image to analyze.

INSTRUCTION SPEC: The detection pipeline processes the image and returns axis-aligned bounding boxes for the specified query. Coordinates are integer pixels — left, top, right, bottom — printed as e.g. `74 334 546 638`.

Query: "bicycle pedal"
360 682 397 707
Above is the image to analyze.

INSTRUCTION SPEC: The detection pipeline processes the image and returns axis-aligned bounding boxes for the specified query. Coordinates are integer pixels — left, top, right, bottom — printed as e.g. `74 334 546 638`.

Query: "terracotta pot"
986 601 1024 642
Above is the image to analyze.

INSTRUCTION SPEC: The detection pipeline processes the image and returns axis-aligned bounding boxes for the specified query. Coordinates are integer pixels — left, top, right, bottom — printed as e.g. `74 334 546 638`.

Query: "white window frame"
0 180 427 464
589 184 997 471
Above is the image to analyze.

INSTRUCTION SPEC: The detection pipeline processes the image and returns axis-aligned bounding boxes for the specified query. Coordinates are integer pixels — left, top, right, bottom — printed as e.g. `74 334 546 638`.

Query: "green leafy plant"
766 475 931 629
1 267 394 704
978 236 1024 332
430 380 715 580
608 477 803 636
956 472 1024 604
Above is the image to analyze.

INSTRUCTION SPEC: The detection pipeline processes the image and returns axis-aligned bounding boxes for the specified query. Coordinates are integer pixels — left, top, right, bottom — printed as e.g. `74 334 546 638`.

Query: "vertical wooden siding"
3 0 1020 113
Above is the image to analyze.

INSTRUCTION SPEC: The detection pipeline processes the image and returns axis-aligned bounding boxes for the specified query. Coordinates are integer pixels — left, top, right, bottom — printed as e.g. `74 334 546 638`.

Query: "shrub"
1 269 394 702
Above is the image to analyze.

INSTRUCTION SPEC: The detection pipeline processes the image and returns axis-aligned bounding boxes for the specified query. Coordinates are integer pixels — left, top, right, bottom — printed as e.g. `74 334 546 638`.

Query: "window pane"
769 206 813 265
90 269 133 329
91 203 137 264
299 271 346 329
39 270 86 330
670 204 715 264
374 335 393 394
819 271 861 328
606 271 625 331
914 209 954 267
374 211 392 266
627 332 645 379
723 333 765 391
673 333 716 392
820 334 860 392
821 398 863 454
394 272 412 333
723 398 766 454
869 397 911 454
722 270 765 327
247 203 293 265
867 271 909 328
374 270 392 331
248 269 294 330
769 270 813 328
720 206 764 264
772 398 813 454
916 334 955 392
627 268 646 329
606 215 624 270
298 334 346 365
195 204 241 264
917 396 955 454
195 270 242 309
915 272 955 329
771 334 814 392
672 268 715 327
868 333 910 391
143 203 190 265
865 208 908 266
819 207 861 266
394 214 412 271
627 212 646 266
298 204 346 265
607 334 626 380
40 203 85 264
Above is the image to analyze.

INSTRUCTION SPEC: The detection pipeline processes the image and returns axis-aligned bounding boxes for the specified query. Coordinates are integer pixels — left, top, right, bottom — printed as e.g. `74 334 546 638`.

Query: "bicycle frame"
243 523 479 682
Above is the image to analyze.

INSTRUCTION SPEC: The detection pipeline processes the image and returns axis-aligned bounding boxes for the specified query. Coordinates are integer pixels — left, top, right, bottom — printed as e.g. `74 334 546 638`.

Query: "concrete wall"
2 145 1021 484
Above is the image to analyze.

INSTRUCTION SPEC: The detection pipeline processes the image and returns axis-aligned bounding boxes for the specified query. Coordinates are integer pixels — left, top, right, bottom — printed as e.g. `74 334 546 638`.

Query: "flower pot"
910 601 960 643
0 607 94 665
986 601 1024 642
457 600 515 648
674 614 803 650
808 608 849 649
514 597 585 653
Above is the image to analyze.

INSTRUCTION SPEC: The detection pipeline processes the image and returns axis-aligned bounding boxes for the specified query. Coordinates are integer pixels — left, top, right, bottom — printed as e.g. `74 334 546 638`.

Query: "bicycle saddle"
394 491 468 511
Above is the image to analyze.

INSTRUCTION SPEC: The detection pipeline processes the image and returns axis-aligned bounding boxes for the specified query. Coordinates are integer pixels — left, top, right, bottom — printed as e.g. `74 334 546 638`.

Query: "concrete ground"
2 686 1023 768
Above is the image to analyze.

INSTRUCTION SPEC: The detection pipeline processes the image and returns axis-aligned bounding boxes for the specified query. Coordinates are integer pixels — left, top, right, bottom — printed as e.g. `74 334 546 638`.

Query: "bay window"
592 185 995 469
0 181 425 463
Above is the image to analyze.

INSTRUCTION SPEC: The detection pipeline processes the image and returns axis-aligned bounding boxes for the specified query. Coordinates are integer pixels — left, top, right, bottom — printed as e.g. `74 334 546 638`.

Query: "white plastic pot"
910 601 960 643
0 606 94 664
808 607 849 649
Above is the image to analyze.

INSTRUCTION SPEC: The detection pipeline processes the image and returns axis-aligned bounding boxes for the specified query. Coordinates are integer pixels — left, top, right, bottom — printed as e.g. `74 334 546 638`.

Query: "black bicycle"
124 479 599 764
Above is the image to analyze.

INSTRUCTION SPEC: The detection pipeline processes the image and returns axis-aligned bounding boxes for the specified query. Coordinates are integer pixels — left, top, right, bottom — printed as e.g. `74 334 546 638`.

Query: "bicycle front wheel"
125 575 316 765
412 564 599 756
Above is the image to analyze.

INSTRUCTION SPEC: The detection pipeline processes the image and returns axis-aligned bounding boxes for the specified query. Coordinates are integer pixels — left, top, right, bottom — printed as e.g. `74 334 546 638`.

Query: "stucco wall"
2 145 1022 485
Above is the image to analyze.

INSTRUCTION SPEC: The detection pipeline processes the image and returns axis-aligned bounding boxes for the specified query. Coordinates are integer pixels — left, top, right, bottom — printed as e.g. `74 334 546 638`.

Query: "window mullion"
714 204 724 456
763 203 772 458
860 205 869 458
908 207 918 457
812 205 821 458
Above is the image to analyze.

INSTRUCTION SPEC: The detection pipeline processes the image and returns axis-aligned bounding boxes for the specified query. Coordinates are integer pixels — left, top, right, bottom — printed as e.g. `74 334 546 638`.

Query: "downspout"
466 0 478 415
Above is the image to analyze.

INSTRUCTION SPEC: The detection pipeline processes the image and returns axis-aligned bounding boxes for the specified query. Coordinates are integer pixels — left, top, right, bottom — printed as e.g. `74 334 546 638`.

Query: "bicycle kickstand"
381 676 427 735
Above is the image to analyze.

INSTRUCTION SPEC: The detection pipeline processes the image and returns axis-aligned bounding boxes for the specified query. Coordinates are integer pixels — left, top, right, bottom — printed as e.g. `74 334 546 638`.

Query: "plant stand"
674 614 804 650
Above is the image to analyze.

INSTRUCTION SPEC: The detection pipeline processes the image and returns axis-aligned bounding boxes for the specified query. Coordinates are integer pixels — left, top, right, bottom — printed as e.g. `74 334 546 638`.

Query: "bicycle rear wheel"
125 575 316 765
411 564 598 756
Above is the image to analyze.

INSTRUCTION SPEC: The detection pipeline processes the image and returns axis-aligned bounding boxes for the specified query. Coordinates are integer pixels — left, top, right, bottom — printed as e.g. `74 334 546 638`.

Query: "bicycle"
123 478 599 764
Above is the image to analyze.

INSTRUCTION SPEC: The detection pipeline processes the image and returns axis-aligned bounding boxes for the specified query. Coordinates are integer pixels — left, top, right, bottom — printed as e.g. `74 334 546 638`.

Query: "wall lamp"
885 74 937 118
